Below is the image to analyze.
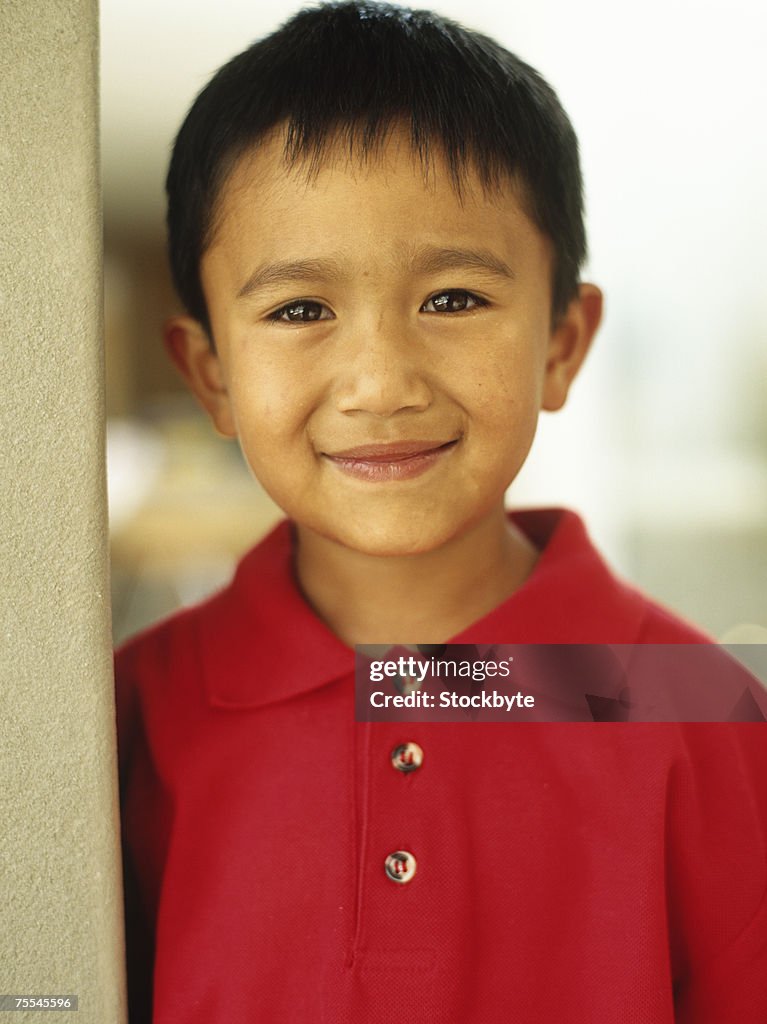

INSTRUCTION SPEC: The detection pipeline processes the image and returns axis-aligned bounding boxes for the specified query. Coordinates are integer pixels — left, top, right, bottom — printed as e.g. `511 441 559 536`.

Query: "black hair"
166 0 587 337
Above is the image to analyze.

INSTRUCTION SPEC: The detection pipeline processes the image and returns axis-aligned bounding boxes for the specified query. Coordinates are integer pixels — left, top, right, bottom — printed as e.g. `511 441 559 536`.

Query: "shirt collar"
454 508 647 645
200 508 647 710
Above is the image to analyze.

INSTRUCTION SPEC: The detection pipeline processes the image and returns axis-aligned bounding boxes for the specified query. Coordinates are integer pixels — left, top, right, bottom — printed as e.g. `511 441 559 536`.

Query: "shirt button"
394 671 422 695
391 741 424 773
384 850 417 884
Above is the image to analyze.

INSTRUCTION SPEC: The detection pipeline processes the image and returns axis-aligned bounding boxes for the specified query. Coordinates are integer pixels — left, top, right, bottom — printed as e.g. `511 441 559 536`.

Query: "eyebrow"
235 245 514 300
406 245 515 281
236 257 346 299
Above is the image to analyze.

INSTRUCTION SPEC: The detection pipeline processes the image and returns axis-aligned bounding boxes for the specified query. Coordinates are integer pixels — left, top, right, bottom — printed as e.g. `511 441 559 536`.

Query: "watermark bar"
355 644 767 722
0 996 77 1011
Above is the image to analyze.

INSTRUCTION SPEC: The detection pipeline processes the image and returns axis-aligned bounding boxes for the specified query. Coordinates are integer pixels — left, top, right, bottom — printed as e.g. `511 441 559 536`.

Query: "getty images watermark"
355 644 767 722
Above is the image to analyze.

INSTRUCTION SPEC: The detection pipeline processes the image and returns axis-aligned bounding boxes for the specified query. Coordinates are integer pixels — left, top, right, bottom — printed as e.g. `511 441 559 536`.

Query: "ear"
163 316 237 437
541 283 603 412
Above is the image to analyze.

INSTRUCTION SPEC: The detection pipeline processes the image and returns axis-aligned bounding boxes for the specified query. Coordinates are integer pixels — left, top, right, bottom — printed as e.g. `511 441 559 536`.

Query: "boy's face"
167 127 601 557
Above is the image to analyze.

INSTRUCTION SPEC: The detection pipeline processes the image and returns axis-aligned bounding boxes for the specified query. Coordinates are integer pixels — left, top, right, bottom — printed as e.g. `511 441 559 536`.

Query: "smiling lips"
324 439 459 481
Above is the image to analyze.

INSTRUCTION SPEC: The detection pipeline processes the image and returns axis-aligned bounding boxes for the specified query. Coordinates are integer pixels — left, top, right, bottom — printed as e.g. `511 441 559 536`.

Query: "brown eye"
270 300 330 322
421 290 485 313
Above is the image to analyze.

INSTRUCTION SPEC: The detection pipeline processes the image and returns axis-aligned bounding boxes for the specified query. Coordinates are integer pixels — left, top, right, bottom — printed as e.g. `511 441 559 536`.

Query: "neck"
293 506 538 647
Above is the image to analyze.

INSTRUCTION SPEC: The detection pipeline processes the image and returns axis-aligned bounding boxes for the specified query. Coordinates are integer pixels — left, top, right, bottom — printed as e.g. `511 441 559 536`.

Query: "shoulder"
630 588 714 643
505 507 716 644
114 601 204 709
113 597 216 769
114 517 293 689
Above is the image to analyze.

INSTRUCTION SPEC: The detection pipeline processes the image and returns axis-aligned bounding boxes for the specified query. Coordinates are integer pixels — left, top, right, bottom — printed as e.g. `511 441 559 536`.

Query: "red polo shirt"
115 508 767 1023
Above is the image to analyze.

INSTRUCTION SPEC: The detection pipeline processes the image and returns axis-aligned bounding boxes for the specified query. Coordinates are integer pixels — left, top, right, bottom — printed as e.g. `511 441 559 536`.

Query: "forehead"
203 125 552 283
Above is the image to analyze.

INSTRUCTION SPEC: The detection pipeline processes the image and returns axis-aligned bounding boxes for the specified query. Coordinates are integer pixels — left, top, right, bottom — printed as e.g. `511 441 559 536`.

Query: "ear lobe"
541 283 603 412
163 316 237 438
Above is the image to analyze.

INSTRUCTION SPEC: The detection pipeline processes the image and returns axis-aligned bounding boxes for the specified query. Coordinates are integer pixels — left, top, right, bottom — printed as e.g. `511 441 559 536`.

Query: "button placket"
382 740 423 884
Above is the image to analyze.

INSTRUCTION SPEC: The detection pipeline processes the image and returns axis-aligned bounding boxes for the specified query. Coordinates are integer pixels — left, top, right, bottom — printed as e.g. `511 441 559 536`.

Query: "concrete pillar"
0 2 126 1021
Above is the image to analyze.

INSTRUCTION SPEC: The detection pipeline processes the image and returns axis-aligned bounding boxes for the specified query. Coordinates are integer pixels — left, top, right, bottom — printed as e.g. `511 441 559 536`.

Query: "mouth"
322 439 459 482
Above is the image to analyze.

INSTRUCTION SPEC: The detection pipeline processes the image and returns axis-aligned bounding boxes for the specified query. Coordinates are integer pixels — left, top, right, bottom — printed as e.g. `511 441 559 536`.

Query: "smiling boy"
115 3 767 1022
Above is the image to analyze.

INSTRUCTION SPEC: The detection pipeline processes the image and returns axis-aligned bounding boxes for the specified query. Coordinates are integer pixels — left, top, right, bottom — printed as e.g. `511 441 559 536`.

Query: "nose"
334 314 433 418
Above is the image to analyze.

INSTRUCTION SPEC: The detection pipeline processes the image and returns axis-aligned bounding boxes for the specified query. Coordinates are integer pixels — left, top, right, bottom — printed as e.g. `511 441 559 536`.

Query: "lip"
323 439 459 482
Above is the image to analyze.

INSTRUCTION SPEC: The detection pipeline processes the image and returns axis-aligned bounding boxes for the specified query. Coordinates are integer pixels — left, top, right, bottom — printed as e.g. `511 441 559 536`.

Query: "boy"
115 2 767 1021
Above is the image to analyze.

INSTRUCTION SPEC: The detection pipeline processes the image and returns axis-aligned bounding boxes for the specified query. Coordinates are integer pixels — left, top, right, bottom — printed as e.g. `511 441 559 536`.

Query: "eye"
420 290 487 314
267 299 333 323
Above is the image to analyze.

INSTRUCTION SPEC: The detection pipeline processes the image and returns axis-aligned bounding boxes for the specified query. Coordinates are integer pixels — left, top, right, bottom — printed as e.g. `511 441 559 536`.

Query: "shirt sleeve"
669 723 767 1021
114 636 159 1024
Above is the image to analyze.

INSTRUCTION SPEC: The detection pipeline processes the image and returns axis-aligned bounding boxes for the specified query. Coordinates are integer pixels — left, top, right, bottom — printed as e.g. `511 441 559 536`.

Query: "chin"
333 517 459 559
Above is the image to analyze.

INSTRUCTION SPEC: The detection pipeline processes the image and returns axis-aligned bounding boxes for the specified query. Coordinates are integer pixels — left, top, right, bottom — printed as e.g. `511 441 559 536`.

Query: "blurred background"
102 0 767 645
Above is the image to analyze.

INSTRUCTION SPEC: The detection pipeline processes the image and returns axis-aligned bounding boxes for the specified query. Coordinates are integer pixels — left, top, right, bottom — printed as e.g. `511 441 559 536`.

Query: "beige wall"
0 2 126 1020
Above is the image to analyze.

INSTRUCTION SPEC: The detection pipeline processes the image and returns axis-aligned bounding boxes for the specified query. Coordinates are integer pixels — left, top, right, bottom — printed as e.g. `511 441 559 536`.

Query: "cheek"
462 346 544 425
227 356 307 438
461 356 544 480
225 362 322 495
482 393 541 463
